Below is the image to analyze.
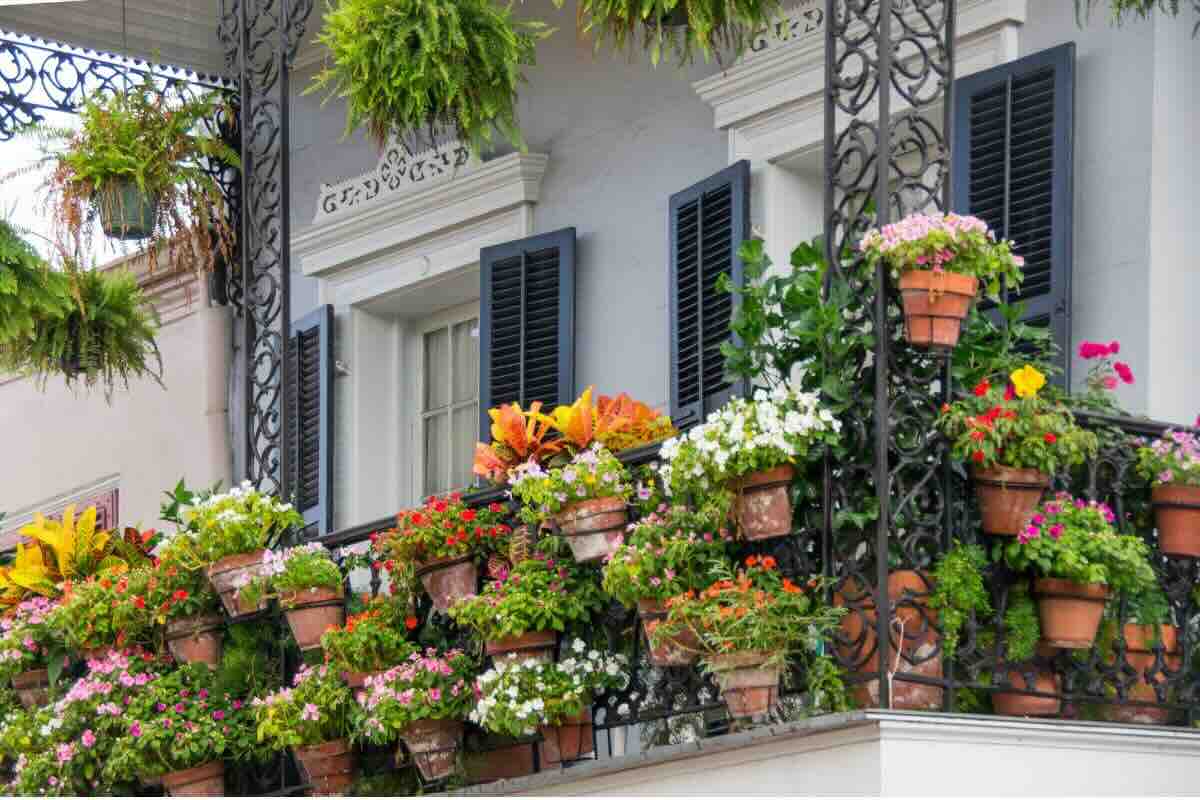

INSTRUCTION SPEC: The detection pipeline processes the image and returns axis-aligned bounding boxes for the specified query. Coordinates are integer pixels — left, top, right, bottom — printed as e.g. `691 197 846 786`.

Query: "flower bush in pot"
253 664 357 795
1136 429 1200 557
654 558 845 722
997 493 1157 650
658 381 840 541
0 597 58 709
241 544 345 652
938 367 1098 536
374 494 509 613
46 571 157 661
354 648 475 782
509 444 633 563
859 212 1025 349
470 640 626 768
448 549 605 666
600 504 732 666
149 558 224 669
321 598 417 689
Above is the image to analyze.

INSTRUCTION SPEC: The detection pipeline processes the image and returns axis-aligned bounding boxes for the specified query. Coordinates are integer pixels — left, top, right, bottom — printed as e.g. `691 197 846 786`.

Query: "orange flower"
734 607 748 618
405 616 419 630
761 556 777 570
782 578 802 594
745 555 759 568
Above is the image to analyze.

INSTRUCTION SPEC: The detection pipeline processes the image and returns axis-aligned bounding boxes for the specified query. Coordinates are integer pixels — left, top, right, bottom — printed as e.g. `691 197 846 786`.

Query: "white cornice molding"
293 150 550 279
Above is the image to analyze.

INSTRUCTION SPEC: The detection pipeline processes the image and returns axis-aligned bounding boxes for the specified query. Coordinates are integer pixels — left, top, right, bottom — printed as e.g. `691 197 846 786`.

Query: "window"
418 304 481 497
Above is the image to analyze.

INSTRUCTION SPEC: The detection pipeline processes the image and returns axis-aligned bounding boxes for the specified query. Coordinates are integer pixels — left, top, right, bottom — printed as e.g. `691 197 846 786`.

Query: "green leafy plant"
469 640 626 738
238 543 343 610
253 664 355 750
353 648 476 745
998 493 1157 596
0 220 73 351
320 597 418 674
144 557 220 626
1003 585 1040 663
374 493 511 565
601 505 732 608
46 572 157 653
448 550 605 641
1074 0 1200 36
928 543 991 661
508 444 632 526
164 481 304 566
309 0 550 152
1137 430 1200 487
951 302 1060 392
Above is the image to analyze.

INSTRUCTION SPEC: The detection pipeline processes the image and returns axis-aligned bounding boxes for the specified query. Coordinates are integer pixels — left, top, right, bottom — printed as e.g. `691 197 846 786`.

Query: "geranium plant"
469 640 626 738
144 558 220 625
448 550 606 641
46 572 157 654
508 444 633 526
375 494 511 565
321 598 418 675
859 212 1025 299
1137 429 1200 487
252 664 355 750
1076 339 1135 413
601 505 732 608
353 648 476 745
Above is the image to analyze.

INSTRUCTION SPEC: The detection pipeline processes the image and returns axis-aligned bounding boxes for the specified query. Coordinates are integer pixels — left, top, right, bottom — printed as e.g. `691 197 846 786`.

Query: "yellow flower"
1010 365 1046 398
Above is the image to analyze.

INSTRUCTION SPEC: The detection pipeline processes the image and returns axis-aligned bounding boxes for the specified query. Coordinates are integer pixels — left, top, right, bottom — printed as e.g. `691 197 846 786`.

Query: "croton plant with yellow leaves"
473 387 676 482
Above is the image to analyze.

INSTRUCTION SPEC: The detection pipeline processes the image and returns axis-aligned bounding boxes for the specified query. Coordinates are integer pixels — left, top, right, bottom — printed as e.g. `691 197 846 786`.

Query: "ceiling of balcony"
0 0 229 78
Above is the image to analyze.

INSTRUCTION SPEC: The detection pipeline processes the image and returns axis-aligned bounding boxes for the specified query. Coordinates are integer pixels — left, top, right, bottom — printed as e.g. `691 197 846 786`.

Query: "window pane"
424 327 449 411
424 413 448 496
452 319 479 403
452 403 477 491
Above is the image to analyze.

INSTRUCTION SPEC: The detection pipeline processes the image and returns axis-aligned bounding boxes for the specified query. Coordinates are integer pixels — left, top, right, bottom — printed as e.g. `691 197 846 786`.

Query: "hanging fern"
1075 0 1200 34
0 220 73 348
309 0 551 154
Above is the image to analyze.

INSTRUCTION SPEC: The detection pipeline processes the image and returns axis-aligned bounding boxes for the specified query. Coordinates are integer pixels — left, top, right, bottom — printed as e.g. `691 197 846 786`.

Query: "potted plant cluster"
374 494 510 613
243 544 345 651
509 444 633 563
320 598 418 689
354 648 476 783
655 557 844 722
859 212 1025 349
1137 429 1200 557
938 366 1099 536
449 549 606 666
0 597 58 709
253 664 357 795
469 640 626 768
658 381 840 540
601 504 732 666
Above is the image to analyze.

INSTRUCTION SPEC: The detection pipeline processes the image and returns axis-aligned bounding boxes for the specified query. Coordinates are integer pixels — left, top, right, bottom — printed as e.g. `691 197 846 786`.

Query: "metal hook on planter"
886 614 907 707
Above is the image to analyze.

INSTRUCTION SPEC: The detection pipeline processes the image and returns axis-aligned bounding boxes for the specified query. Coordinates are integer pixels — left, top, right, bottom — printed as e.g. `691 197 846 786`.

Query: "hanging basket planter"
730 464 795 541
898 270 978 349
637 599 699 668
973 466 1050 536
555 497 628 563
485 630 557 667
206 550 269 617
294 738 357 796
1151 485 1200 557
1034 578 1109 649
416 555 478 614
165 614 224 668
98 179 159 240
282 587 346 651
538 708 594 767
161 760 225 797
399 718 463 782
12 668 50 709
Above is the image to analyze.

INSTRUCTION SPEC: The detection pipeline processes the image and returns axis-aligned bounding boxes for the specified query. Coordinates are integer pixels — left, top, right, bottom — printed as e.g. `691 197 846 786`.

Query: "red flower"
970 430 985 441
461 509 477 523
405 616 419 631
972 450 985 463
488 502 504 514
1114 362 1134 385
409 512 425 527
384 559 395 572
1004 384 1016 402
973 380 990 397
1044 433 1057 444
433 501 449 514
1108 340 1120 355
941 403 951 414
132 596 146 609
172 590 189 602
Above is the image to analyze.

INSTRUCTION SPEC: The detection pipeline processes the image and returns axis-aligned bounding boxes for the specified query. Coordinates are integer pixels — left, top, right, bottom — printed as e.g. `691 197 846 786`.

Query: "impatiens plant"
374 494 511 565
997 493 1157 595
937 367 1099 474
448 550 606 641
1137 429 1200 487
353 648 476 745
601 505 733 608
469 641 627 738
321 598 418 675
144 558 220 625
237 543 343 609
508 444 633 526
46 571 157 653
858 212 1025 299
252 664 355 750
165 481 304 566
0 596 58 685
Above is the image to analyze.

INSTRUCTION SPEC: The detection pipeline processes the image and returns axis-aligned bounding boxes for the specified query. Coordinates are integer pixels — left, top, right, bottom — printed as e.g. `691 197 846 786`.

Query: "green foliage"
509 445 633 526
952 302 1060 391
0 221 73 350
928 543 991 661
352 648 476 744
254 664 355 749
46 573 157 652
264 544 343 598
0 267 162 400
309 0 550 153
375 493 511 564
448 550 605 641
320 597 418 674
165 481 304 566
562 0 781 65
1003 585 1040 663
1124 582 1173 626
805 654 853 714
1074 0 1200 35
214 621 280 700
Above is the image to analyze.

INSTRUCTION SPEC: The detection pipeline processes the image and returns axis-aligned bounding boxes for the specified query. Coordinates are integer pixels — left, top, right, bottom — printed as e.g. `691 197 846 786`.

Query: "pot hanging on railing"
1034 578 1109 649
1151 485 1200 557
98 179 159 240
973 466 1050 536
637 599 699 668
165 614 224 668
293 738 357 795
730 464 794 541
1101 623 1180 725
898 271 978 349
708 651 780 722
538 708 594 767
485 630 557 667
416 555 478 614
399 718 463 782
992 644 1062 717
465 737 536 783
282 587 346 651
206 550 269 617
12 668 50 709
555 497 628 563
161 760 225 797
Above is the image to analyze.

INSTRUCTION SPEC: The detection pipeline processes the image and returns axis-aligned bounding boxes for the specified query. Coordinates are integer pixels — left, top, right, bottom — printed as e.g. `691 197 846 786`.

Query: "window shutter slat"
287 304 334 537
669 161 750 429
953 44 1075 384
479 228 576 439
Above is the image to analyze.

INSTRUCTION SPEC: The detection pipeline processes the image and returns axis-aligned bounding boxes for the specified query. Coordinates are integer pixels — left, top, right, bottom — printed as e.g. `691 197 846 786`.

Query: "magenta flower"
175 703 186 713
212 710 225 721
81 729 96 749
429 688 442 702
1114 362 1134 385
130 722 142 738
1049 523 1064 540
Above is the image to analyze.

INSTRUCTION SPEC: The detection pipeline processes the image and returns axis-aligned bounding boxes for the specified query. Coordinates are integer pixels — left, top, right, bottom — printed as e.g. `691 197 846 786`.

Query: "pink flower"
212 710 225 721
1049 523 1064 540
232 700 243 710
130 722 142 738
301 703 321 722
55 743 74 765
429 688 442 702
175 703 186 713
81 729 96 749
1114 362 1134 385
1103 376 1118 390
1108 340 1120 354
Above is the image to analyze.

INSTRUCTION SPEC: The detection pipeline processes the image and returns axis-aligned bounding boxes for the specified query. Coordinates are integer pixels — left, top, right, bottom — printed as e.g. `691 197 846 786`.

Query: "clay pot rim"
730 463 795 491
414 553 475 578
557 496 628 525
1033 578 1111 601
898 269 980 294
294 737 352 758
280 585 345 609
207 549 268 574
166 613 225 638
972 465 1051 489
162 759 224 784
707 650 775 671
12 667 49 686
1151 483 1200 509
485 630 556 655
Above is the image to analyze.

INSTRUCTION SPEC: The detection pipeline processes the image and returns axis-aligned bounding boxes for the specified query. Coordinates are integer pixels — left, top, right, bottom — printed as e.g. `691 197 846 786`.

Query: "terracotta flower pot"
993 661 1062 718
78 645 116 663
834 570 944 710
1152 485 1200 557
342 669 387 690
416 555 478 614
399 718 463 782
1102 623 1180 725
898 270 978 349
730 464 794 541
206 549 269 617
709 651 781 721
637 599 699 667
161 760 225 796
465 740 536 783
555 497 628 563
973 466 1050 536
1034 578 1110 649
165 614 224 668
282 587 345 651
294 738 356 796
485 630 557 667
538 708 594 766
12 668 50 709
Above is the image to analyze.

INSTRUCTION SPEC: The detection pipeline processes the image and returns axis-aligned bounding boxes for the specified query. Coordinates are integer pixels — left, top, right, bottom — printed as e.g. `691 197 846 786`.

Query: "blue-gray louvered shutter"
669 160 751 429
287 304 334 537
479 228 576 439
953 43 1075 383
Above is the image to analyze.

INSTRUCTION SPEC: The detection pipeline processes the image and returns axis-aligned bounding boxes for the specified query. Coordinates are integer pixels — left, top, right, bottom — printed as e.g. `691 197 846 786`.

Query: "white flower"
572 639 586 653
